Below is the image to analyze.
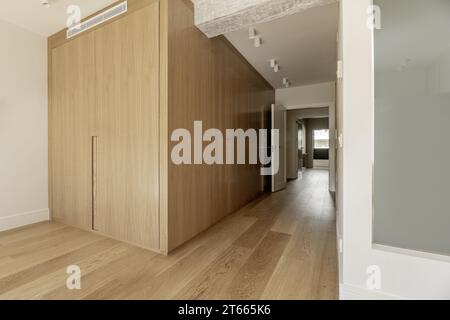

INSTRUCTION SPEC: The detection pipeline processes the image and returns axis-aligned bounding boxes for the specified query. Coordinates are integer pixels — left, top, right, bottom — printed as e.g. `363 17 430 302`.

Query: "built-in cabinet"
93 3 160 250
50 1 160 250
48 0 274 253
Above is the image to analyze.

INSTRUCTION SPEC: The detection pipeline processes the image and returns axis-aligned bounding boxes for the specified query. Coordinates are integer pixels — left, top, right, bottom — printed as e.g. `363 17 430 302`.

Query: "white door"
271 104 287 192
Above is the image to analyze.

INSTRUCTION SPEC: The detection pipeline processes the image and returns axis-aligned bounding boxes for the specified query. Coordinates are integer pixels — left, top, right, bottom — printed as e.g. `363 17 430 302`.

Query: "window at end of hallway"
314 129 329 149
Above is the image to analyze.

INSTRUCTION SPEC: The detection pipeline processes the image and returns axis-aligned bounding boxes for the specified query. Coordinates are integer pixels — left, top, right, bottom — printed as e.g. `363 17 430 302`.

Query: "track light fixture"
254 36 261 48
270 59 277 68
249 27 256 39
248 27 262 48
270 59 280 73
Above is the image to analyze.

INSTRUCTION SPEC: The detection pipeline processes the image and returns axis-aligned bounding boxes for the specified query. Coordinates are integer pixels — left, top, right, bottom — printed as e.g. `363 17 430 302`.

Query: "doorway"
313 128 330 169
283 106 335 193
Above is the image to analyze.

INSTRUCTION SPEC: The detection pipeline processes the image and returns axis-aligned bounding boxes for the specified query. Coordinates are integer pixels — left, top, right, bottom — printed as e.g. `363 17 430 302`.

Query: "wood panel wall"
48 0 274 253
165 0 275 251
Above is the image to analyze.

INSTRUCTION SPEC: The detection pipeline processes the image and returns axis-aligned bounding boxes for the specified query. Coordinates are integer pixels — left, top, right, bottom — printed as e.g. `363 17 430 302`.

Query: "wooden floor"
0 169 338 300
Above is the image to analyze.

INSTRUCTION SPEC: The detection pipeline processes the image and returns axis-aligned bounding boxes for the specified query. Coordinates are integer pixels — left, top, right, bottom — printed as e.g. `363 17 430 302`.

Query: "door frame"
271 104 287 192
287 102 336 193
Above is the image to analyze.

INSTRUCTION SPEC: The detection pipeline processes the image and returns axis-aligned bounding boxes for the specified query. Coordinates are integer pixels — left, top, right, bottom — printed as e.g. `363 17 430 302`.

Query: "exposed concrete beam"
194 0 338 38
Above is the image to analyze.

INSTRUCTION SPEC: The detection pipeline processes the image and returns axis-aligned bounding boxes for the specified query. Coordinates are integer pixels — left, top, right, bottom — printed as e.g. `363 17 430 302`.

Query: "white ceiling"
225 3 338 89
0 0 338 89
0 0 116 37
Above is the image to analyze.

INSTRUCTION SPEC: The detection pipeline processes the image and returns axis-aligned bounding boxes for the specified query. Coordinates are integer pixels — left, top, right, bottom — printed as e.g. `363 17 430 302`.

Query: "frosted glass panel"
373 0 450 255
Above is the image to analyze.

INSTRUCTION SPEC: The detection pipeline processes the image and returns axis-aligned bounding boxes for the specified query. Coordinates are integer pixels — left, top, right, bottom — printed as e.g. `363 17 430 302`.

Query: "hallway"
0 170 338 300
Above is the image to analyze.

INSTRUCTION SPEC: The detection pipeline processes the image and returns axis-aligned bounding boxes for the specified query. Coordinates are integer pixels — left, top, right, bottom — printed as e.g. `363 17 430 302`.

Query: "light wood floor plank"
0 243 132 300
114 215 257 300
0 169 338 300
317 231 339 300
262 255 313 299
174 245 253 300
44 246 155 300
0 230 102 278
0 222 66 245
225 231 291 300
0 227 76 258
232 216 275 249
0 238 119 295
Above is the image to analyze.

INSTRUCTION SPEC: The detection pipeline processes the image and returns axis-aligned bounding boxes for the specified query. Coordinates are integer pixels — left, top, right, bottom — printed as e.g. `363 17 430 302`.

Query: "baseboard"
0 208 50 232
339 283 404 300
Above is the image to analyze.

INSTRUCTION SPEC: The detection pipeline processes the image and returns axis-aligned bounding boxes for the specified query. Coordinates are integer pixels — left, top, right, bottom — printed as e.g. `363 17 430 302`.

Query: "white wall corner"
0 209 50 232
339 283 404 301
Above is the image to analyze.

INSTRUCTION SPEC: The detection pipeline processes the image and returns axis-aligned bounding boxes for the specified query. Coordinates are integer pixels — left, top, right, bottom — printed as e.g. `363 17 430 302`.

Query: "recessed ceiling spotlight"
41 0 50 7
283 78 290 88
274 64 280 73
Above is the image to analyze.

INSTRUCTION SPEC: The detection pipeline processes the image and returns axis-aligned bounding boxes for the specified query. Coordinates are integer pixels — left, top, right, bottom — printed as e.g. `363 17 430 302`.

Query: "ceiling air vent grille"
67 1 128 39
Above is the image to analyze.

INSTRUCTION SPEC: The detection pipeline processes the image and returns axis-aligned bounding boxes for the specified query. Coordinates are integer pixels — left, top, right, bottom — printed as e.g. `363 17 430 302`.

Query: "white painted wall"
336 0 344 289
0 20 48 231
276 82 336 192
276 81 335 109
339 0 450 300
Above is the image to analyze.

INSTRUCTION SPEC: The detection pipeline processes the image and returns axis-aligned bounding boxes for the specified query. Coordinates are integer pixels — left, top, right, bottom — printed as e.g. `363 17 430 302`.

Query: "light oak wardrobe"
49 0 160 251
48 0 274 254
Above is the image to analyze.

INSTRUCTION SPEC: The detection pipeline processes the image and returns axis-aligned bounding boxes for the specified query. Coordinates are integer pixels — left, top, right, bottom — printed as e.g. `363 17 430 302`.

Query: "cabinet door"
94 3 160 250
50 34 95 229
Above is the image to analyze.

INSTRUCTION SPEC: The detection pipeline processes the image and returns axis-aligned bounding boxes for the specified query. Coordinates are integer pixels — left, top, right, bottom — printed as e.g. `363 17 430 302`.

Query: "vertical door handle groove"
92 136 98 231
